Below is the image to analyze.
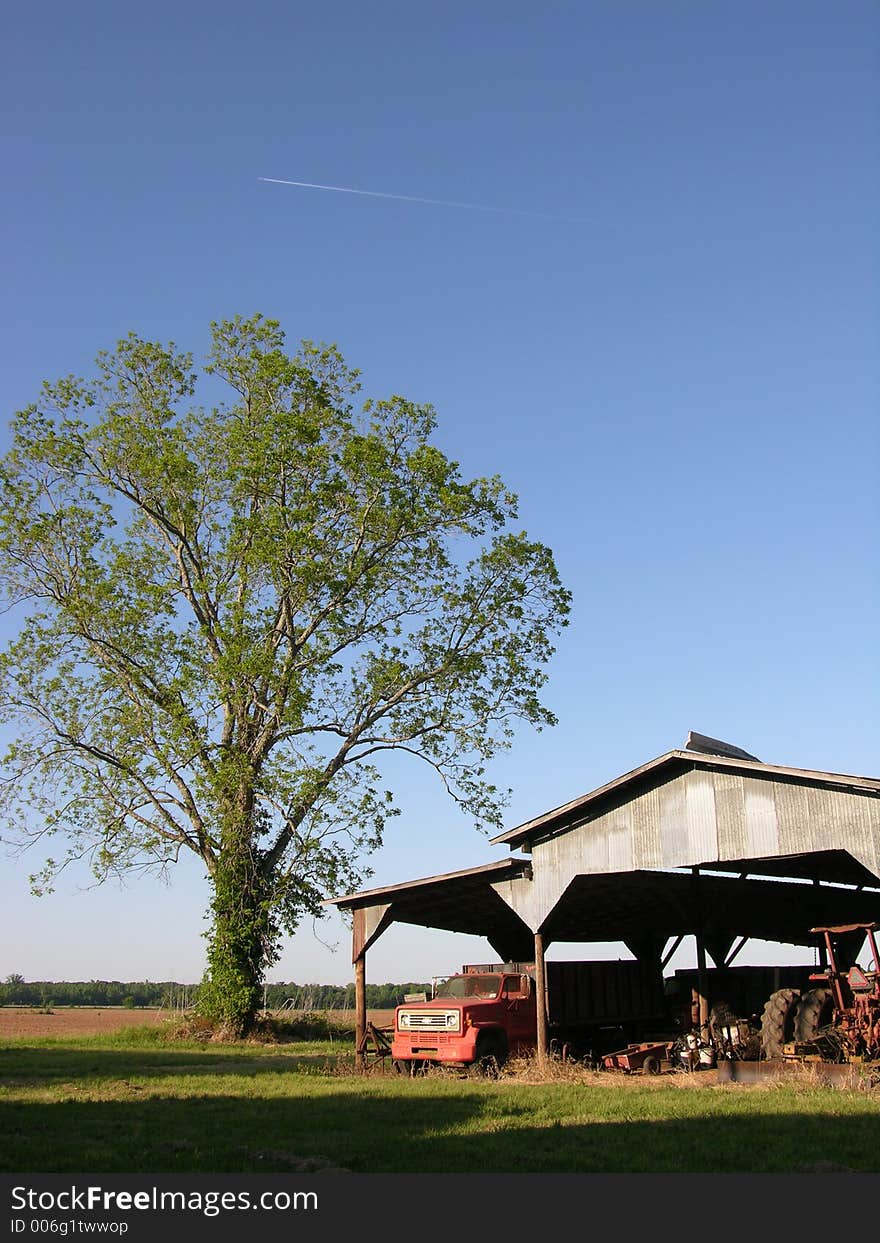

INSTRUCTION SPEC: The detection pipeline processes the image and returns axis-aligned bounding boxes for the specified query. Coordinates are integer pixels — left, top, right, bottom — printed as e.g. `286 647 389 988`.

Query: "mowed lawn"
1 1026 879 1174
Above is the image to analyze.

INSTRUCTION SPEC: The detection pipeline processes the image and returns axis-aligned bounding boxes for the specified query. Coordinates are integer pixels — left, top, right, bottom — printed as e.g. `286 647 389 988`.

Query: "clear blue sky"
1 1 878 987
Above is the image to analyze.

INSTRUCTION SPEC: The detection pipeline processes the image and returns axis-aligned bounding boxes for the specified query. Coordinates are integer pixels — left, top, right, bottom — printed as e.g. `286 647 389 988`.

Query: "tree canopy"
0 315 570 1033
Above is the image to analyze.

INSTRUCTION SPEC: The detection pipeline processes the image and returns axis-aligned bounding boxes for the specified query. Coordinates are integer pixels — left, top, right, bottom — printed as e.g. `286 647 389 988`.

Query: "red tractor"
760 922 880 1063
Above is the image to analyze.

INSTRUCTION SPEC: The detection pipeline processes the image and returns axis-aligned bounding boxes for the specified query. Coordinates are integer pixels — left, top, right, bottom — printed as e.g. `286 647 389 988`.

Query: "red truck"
390 959 668 1073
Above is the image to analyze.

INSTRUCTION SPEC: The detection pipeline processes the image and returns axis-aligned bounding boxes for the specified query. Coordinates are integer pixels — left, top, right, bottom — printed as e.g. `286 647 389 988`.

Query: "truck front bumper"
390 1032 477 1063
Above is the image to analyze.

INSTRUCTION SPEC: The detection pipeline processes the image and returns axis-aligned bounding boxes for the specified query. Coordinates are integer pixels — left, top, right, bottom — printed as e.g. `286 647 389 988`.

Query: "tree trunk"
198 834 273 1037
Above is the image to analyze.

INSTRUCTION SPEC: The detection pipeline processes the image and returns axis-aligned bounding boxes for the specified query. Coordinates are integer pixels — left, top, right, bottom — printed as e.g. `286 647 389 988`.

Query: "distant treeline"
0 977 430 1010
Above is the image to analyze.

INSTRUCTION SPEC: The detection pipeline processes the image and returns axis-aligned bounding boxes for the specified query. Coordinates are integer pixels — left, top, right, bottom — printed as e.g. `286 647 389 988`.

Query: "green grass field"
2 1025 879 1174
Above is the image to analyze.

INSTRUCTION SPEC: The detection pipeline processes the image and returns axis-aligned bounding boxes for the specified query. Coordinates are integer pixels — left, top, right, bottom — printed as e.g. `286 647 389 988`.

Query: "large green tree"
0 315 570 1034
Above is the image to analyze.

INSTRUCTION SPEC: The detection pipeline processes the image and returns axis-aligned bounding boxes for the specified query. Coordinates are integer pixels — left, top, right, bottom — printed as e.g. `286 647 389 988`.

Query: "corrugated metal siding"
743 778 780 857
660 775 689 866
491 874 544 935
496 767 880 932
755 781 878 877
804 787 879 876
687 768 719 861
605 806 634 872
714 769 746 859
631 783 664 869
773 781 816 854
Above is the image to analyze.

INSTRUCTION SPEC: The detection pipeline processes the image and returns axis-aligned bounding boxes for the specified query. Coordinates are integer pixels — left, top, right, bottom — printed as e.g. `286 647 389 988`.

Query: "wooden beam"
661 934 684 969
354 954 367 1073
692 868 709 1036
534 931 548 1065
623 934 664 965
696 936 709 1035
724 936 748 967
352 903 394 961
705 936 735 970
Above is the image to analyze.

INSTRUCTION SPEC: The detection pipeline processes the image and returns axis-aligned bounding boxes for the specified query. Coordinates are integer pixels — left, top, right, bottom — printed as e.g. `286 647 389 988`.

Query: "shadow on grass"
1 1088 879 1174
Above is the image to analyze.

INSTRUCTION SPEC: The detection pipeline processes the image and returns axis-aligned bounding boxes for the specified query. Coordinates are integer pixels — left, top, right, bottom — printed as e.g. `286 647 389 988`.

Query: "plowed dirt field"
0 1008 172 1038
0 1007 395 1039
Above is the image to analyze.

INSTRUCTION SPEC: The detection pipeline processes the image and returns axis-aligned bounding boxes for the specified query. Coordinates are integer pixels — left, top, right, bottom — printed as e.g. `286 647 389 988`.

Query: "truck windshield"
435 974 502 999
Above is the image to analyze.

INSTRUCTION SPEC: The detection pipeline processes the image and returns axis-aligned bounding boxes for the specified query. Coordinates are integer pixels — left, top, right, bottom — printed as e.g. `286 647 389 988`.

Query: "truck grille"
398 1009 460 1032
408 1014 448 1029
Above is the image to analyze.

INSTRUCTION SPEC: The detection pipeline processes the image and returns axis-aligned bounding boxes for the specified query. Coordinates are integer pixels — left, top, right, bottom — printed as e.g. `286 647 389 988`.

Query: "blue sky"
1 1 878 987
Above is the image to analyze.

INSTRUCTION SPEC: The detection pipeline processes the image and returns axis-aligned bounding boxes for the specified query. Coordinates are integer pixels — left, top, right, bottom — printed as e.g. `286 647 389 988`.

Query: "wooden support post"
692 867 709 1037
534 931 548 1065
355 954 367 1073
696 936 709 1036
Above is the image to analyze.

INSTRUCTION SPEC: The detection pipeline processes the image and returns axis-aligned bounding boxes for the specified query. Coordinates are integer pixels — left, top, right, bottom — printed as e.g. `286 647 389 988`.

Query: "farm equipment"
601 1040 673 1075
704 1006 762 1063
760 922 880 1064
601 1017 760 1075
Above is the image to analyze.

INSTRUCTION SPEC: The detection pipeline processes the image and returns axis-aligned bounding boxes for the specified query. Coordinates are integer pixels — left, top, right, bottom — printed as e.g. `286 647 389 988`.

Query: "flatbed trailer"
601 1040 673 1074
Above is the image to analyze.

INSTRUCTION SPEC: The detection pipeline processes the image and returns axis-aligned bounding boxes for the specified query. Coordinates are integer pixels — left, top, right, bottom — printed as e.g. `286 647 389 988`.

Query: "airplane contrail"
258 177 575 222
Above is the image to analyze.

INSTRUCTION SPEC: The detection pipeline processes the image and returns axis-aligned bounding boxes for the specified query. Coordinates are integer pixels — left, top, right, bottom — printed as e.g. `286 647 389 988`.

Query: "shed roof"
326 742 880 960
329 857 531 913
328 858 537 963
490 749 880 850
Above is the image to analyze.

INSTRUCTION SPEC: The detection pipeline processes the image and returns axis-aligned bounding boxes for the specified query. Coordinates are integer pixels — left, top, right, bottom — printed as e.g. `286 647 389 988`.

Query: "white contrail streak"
258 177 574 221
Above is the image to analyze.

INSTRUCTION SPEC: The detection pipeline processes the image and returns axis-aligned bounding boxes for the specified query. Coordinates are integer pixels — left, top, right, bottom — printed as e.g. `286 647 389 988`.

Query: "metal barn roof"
490 746 880 852
326 739 880 963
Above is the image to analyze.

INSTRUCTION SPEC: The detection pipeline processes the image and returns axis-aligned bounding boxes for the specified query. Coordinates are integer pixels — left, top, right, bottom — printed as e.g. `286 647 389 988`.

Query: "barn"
326 732 880 1063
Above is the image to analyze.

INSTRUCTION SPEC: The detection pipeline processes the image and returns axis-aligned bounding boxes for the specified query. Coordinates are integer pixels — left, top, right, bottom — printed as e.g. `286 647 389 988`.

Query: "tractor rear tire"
760 987 801 1059
795 987 834 1042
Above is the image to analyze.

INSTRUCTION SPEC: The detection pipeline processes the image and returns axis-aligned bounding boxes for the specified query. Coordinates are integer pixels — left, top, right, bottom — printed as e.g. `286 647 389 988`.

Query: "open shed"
327 734 880 1062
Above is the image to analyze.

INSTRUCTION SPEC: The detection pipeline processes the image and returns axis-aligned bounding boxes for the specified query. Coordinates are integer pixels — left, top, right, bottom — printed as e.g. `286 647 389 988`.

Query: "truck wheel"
795 988 833 1042
760 987 801 1059
392 1058 428 1076
470 1032 507 1077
